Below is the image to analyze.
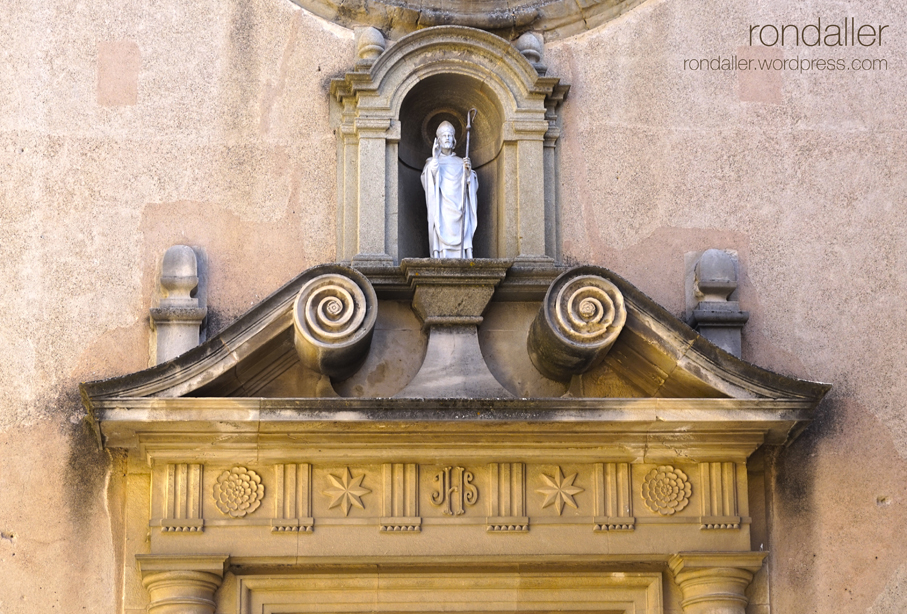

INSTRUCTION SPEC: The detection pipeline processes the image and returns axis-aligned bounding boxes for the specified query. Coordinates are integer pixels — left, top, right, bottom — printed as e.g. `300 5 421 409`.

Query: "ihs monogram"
430 466 478 515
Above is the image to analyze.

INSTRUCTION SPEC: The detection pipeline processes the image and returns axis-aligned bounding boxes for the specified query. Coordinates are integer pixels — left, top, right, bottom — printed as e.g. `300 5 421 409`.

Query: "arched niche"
397 73 504 259
331 26 569 265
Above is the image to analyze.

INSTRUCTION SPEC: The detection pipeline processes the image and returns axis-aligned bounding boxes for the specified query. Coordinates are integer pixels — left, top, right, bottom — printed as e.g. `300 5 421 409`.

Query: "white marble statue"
421 120 478 259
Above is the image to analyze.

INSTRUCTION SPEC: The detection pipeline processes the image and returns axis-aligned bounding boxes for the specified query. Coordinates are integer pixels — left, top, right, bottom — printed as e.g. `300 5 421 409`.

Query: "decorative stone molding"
699 462 741 530
593 462 634 532
642 466 692 516
669 552 767 614
381 463 421 532
272 463 314 533
293 267 377 394
487 462 528 532
688 249 749 358
528 267 627 381
486 518 530 532
213 467 264 518
237 571 663 614
284 0 648 41
150 245 207 365
137 555 228 614
162 463 204 532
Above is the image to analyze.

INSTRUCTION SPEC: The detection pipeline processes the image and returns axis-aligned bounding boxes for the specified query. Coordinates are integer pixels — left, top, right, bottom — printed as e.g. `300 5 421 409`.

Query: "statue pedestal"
396 259 513 398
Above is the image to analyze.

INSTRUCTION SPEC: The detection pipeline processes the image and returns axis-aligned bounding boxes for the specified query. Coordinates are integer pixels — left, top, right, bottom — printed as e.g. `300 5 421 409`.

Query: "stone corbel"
669 552 767 614
136 554 228 614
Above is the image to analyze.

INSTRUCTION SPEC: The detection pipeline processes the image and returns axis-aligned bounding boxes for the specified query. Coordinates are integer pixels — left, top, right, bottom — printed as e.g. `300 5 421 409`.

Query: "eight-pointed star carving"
323 467 371 516
537 466 584 515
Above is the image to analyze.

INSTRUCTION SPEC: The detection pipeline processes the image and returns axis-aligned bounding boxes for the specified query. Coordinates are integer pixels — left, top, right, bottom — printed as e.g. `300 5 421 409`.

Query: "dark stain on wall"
62 389 112 527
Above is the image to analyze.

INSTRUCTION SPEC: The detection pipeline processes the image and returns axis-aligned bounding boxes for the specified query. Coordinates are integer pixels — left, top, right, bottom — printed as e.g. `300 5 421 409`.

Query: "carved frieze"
150 460 751 537
431 466 478 516
213 467 264 518
641 465 692 516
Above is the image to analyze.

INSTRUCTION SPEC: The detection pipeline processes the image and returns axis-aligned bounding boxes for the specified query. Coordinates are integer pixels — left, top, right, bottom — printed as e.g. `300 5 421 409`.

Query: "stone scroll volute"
528 267 627 381
292 266 377 394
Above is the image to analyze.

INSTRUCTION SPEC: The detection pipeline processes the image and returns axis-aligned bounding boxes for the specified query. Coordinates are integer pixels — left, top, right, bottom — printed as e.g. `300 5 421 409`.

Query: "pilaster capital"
354 117 392 136
668 552 766 614
137 555 229 614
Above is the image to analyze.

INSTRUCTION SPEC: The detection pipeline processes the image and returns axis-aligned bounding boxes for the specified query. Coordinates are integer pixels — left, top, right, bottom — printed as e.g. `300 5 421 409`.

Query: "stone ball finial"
514 32 544 65
160 245 198 301
357 27 386 61
696 249 737 302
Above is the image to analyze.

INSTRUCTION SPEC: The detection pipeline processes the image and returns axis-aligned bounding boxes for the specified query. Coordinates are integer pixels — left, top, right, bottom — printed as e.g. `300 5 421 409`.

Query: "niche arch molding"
331 25 569 264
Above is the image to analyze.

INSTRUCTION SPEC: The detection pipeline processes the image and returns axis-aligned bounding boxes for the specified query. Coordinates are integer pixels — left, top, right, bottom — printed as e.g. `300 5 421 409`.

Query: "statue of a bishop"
421 120 478 258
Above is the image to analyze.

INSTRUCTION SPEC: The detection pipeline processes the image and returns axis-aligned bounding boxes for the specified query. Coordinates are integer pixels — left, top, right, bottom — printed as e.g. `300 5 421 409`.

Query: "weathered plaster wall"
0 0 349 610
0 0 904 611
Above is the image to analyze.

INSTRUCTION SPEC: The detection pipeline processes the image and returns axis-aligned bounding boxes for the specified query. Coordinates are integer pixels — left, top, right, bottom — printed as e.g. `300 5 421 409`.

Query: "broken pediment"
83 260 827 443
81 261 826 403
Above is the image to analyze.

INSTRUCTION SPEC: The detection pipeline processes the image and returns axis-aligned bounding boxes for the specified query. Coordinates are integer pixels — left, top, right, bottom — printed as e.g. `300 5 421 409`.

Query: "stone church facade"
1 0 905 613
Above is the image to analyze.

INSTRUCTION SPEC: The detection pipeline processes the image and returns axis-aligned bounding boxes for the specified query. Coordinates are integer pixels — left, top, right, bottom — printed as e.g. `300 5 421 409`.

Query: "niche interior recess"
397 73 503 259
331 26 569 265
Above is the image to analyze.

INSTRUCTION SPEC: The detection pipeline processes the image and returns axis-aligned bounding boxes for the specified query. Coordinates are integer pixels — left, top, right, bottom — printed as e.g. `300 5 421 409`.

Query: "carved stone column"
137 555 228 614
669 552 767 614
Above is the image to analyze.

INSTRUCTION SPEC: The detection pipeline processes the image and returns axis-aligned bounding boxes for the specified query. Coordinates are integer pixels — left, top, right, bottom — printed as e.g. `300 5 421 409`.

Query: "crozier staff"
421 112 478 259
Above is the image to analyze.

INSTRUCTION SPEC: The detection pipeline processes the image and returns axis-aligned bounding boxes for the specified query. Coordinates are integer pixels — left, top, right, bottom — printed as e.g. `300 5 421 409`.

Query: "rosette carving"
213 467 265 518
528 267 627 381
642 465 692 516
293 267 377 381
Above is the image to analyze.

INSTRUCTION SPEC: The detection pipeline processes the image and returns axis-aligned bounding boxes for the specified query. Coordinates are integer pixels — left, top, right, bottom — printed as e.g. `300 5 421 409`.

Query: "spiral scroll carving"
528 268 627 381
293 269 377 381
299 275 367 344
553 275 625 344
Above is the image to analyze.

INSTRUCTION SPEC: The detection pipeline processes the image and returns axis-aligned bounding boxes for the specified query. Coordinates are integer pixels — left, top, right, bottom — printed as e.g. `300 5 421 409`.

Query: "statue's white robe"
421 152 478 258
